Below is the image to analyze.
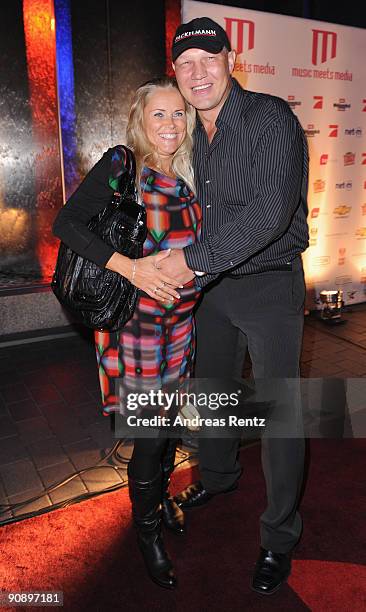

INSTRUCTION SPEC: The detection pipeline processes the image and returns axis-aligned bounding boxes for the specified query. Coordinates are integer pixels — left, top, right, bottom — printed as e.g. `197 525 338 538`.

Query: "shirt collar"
216 78 247 129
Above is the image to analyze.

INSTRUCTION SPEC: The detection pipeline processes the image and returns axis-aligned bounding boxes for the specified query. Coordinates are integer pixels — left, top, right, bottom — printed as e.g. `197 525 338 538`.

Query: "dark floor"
0 304 365 526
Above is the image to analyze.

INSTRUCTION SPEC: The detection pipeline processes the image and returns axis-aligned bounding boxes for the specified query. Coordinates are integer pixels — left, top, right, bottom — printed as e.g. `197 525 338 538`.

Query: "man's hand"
157 249 195 284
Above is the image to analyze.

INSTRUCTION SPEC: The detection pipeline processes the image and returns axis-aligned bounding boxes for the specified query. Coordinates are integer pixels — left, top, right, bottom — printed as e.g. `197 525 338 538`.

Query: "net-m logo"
335 181 352 190
344 128 363 137
312 30 337 66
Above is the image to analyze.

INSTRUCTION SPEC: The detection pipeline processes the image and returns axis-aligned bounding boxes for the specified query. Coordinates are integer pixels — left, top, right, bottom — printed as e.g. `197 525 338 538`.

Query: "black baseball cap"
172 17 231 63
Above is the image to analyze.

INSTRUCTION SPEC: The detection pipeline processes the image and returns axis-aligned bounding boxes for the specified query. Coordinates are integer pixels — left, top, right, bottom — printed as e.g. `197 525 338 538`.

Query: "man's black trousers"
194 257 306 553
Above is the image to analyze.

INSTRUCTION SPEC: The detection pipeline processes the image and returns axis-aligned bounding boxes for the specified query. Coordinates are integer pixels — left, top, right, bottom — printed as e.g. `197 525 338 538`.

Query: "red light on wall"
23 0 63 278
165 0 181 76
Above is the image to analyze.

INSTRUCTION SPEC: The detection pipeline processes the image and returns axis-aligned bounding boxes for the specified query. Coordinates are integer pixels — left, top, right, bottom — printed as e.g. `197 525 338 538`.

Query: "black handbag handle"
114 145 137 201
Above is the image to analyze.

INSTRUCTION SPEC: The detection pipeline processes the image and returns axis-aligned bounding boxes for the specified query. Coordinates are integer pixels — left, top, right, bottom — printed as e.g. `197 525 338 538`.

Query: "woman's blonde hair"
126 76 196 195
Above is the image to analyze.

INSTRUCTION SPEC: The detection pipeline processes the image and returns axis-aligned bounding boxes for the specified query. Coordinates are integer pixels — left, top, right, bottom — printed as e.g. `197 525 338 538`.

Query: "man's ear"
227 50 236 74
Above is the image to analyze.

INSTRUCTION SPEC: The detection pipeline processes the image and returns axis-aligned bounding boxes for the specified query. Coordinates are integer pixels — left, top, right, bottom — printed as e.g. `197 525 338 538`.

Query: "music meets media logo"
291 29 352 81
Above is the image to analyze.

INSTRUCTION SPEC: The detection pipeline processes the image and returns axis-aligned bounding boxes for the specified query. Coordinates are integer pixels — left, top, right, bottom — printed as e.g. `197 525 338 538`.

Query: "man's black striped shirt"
183 78 309 285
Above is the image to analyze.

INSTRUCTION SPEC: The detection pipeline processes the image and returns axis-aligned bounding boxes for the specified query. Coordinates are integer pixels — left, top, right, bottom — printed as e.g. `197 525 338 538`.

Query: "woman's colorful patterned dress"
94 166 202 414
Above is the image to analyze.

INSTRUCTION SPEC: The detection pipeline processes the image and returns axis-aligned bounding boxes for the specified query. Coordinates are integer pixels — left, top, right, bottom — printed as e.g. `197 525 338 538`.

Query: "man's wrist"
182 248 206 275
183 243 211 275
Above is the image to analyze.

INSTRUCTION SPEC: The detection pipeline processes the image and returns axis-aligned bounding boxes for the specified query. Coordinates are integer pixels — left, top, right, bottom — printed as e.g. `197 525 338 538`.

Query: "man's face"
173 47 236 112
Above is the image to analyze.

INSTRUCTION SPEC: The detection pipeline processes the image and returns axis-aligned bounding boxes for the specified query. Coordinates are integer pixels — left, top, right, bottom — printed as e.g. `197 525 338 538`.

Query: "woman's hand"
133 250 182 301
106 250 182 303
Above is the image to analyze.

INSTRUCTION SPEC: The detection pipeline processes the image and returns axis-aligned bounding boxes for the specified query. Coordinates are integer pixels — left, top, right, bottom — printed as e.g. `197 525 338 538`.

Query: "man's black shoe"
174 480 238 510
251 547 292 595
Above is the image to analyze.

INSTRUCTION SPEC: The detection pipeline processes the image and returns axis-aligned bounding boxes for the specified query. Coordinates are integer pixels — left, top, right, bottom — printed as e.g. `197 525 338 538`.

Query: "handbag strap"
109 145 136 197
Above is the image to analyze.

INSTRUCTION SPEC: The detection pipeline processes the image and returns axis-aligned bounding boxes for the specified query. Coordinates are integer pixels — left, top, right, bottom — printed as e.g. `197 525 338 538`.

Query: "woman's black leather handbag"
51 146 147 332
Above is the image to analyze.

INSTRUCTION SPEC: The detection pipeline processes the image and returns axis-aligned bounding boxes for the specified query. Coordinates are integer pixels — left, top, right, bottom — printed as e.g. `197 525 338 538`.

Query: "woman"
53 77 201 590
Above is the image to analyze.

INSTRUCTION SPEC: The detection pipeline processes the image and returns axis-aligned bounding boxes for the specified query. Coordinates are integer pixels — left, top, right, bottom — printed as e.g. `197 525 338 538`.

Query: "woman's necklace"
153 156 175 178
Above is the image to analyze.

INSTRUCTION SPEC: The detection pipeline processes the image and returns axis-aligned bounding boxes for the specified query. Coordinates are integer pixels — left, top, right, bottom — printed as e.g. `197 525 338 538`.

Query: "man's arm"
177 116 306 276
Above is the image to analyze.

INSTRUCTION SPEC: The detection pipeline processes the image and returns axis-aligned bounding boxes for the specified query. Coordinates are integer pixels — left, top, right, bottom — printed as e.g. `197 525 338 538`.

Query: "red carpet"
1 440 365 612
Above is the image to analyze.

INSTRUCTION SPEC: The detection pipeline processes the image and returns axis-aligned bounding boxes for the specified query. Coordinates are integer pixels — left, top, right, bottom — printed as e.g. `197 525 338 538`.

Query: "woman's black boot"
161 439 186 536
128 465 177 589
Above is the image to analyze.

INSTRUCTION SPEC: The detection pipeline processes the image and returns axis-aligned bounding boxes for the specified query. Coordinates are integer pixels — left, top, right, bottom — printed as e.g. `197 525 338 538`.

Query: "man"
158 17 309 595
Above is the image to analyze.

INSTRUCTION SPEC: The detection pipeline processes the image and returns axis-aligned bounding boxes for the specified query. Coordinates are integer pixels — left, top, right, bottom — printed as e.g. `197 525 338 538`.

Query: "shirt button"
206 204 211 209
205 179 210 184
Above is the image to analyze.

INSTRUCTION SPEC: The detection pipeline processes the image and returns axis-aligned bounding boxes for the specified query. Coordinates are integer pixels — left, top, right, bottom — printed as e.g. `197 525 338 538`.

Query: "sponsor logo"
313 256 331 266
309 226 318 246
334 205 351 217
232 22 275 75
338 247 346 265
313 95 323 109
355 227 366 239
292 67 351 80
333 98 351 111
225 18 254 54
287 95 302 110
335 275 352 285
344 127 363 137
292 67 313 78
312 29 337 65
234 61 275 75
329 124 338 137
362 153 366 166
314 179 326 193
344 152 355 166
347 290 357 300
174 29 217 43
305 124 320 137
320 154 338 165
325 232 348 238
311 208 320 218
335 181 352 190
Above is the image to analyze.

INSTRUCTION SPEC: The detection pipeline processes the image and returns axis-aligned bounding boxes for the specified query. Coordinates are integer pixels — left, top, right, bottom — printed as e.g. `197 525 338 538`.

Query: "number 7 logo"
313 96 323 109
329 125 338 137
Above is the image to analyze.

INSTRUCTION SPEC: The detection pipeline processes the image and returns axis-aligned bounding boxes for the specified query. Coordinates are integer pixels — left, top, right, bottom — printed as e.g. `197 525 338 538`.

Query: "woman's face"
143 88 187 159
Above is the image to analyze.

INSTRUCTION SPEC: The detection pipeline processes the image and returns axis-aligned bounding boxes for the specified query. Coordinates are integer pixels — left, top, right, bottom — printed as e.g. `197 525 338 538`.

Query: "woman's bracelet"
131 258 137 284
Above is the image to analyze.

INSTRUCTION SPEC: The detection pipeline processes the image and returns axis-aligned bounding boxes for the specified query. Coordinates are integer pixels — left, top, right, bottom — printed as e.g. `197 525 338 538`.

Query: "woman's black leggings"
129 435 176 481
